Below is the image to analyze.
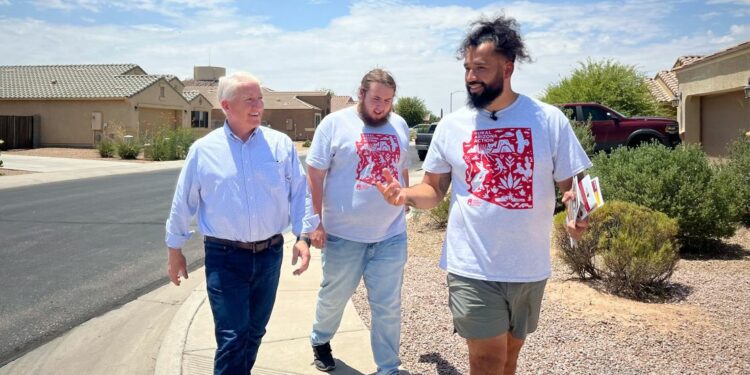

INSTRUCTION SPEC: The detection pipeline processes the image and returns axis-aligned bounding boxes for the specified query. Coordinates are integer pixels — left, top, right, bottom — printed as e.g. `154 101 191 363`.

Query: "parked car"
561 103 680 151
415 123 437 161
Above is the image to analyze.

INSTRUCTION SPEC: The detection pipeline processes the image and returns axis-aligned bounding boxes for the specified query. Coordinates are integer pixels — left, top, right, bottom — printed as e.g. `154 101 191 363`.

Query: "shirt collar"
223 121 260 143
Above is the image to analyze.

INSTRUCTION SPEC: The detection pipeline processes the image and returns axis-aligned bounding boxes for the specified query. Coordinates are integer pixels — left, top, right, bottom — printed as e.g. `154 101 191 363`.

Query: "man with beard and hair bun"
302 68 410 374
376 15 592 375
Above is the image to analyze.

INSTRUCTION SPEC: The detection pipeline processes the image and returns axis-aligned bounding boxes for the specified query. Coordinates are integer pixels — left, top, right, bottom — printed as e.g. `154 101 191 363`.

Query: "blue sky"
1 0 749 114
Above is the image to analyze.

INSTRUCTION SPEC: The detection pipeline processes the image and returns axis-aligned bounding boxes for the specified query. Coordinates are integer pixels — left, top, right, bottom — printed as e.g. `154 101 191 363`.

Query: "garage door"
701 90 750 157
138 108 178 137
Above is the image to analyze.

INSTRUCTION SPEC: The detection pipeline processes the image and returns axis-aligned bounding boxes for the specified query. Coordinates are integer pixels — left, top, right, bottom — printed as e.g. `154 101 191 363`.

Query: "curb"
154 282 208 375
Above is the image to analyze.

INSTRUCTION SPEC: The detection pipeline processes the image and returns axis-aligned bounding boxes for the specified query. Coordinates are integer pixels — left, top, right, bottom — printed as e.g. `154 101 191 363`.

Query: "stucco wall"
0 99 132 147
676 47 750 146
701 90 750 156
262 109 318 140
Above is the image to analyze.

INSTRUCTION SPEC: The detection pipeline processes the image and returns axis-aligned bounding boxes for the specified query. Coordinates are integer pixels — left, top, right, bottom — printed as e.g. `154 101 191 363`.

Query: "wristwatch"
297 235 311 247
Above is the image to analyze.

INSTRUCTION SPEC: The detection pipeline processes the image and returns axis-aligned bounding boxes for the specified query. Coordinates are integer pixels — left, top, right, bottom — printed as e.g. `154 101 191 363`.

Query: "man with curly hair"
377 15 591 375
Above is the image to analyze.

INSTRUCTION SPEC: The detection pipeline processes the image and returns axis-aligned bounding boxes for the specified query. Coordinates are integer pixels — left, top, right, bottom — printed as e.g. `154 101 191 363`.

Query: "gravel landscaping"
352 213 750 374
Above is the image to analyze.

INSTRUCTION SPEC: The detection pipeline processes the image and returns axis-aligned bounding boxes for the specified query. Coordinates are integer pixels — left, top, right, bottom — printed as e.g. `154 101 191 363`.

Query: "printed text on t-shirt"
462 128 533 209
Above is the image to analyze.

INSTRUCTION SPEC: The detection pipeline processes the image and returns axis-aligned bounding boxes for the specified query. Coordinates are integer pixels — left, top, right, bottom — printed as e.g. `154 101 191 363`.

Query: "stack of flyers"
566 174 605 246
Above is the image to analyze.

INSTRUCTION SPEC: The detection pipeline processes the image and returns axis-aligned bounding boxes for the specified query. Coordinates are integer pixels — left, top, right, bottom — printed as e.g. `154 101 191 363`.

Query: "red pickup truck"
561 103 680 151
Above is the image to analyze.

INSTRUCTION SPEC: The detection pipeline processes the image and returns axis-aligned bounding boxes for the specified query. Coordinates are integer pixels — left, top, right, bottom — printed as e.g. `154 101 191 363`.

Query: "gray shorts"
447 273 547 340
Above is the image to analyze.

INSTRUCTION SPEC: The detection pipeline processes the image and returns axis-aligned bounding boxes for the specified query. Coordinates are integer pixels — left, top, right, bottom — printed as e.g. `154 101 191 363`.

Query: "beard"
358 102 391 127
466 77 504 110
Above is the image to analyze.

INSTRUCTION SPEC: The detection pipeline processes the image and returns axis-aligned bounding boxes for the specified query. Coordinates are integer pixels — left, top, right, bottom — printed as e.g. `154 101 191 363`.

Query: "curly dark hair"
457 15 531 63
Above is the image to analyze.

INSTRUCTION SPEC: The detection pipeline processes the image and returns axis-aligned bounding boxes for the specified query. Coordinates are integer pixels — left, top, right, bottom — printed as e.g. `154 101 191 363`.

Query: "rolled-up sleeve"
288 146 307 237
165 146 201 249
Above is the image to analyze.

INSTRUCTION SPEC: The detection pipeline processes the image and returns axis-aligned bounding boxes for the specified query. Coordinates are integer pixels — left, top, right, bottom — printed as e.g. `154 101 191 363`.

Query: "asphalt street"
0 168 202 365
0 146 420 366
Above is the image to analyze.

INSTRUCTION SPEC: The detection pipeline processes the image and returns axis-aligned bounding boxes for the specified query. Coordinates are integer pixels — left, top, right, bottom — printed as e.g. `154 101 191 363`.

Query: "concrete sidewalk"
0 154 185 190
155 234 378 375
0 149 424 375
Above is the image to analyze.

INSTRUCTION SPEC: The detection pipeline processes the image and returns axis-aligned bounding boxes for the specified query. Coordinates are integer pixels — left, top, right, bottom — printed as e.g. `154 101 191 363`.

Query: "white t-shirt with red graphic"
305 106 410 242
423 94 592 282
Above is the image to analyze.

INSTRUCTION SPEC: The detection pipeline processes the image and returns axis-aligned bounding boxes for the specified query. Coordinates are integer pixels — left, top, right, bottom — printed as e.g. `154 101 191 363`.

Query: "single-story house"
184 66 331 141
646 56 703 118
0 64 212 148
674 41 750 156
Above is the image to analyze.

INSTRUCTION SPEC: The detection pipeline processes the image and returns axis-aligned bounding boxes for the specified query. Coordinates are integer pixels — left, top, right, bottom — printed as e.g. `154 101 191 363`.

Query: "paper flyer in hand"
566 174 605 247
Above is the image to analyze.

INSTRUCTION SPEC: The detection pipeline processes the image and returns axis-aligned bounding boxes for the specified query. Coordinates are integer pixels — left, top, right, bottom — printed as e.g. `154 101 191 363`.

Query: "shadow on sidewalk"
418 352 461 375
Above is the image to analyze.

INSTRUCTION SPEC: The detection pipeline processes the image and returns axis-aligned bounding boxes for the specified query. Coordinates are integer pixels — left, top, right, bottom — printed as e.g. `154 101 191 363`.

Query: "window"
191 111 208 128
160 86 166 98
581 106 609 121
561 106 577 121
314 113 322 126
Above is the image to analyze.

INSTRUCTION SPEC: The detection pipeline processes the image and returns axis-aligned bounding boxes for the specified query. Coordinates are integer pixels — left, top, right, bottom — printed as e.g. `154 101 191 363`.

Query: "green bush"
116 138 141 160
554 117 595 213
97 138 115 158
590 143 742 249
724 134 750 226
554 200 679 299
428 190 451 228
144 128 195 161
571 118 595 157
302 139 312 148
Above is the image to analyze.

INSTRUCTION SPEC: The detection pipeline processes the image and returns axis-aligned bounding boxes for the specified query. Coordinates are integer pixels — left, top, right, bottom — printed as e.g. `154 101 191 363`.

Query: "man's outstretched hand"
376 169 406 206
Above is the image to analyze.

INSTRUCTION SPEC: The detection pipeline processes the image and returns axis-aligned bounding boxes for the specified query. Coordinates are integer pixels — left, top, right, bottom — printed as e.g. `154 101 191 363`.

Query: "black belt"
204 234 283 253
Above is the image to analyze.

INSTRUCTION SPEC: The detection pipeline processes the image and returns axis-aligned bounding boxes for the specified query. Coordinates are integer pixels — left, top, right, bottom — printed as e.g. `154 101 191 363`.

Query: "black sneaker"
312 342 336 372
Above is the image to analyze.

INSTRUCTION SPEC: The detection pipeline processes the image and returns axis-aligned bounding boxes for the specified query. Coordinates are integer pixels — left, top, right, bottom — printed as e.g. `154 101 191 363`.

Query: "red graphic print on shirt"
355 133 401 186
462 128 533 209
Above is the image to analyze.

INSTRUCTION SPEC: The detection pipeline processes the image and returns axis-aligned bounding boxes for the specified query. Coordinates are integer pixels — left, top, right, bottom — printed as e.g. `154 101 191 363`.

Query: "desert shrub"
116 138 141 160
428 190 451 228
303 139 312 148
97 138 115 158
144 128 195 161
590 143 742 249
571 118 595 157
554 200 679 299
724 133 750 226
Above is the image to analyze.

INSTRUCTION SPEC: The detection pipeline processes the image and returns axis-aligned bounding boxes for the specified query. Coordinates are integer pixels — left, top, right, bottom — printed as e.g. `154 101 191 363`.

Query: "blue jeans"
310 231 408 375
204 239 283 375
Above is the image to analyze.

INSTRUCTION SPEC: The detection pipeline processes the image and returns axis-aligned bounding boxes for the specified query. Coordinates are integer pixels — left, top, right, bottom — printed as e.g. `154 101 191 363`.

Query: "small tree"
395 96 429 127
542 59 661 117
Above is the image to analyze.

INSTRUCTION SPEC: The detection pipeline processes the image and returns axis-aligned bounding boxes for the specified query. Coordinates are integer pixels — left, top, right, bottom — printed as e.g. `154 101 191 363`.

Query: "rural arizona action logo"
463 128 533 209
355 133 400 187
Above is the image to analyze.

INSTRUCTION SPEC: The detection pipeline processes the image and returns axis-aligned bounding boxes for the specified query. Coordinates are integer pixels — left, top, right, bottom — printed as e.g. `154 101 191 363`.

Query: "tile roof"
182 90 202 102
673 55 704 69
331 95 357 112
0 64 171 100
675 40 750 70
264 91 321 110
656 70 678 95
183 85 219 108
183 80 325 110
646 78 674 102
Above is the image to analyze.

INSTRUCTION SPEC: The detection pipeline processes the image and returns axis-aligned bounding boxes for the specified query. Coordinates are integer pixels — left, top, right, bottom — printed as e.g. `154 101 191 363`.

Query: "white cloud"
0 0 11 6
3 0 749 113
707 0 750 5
